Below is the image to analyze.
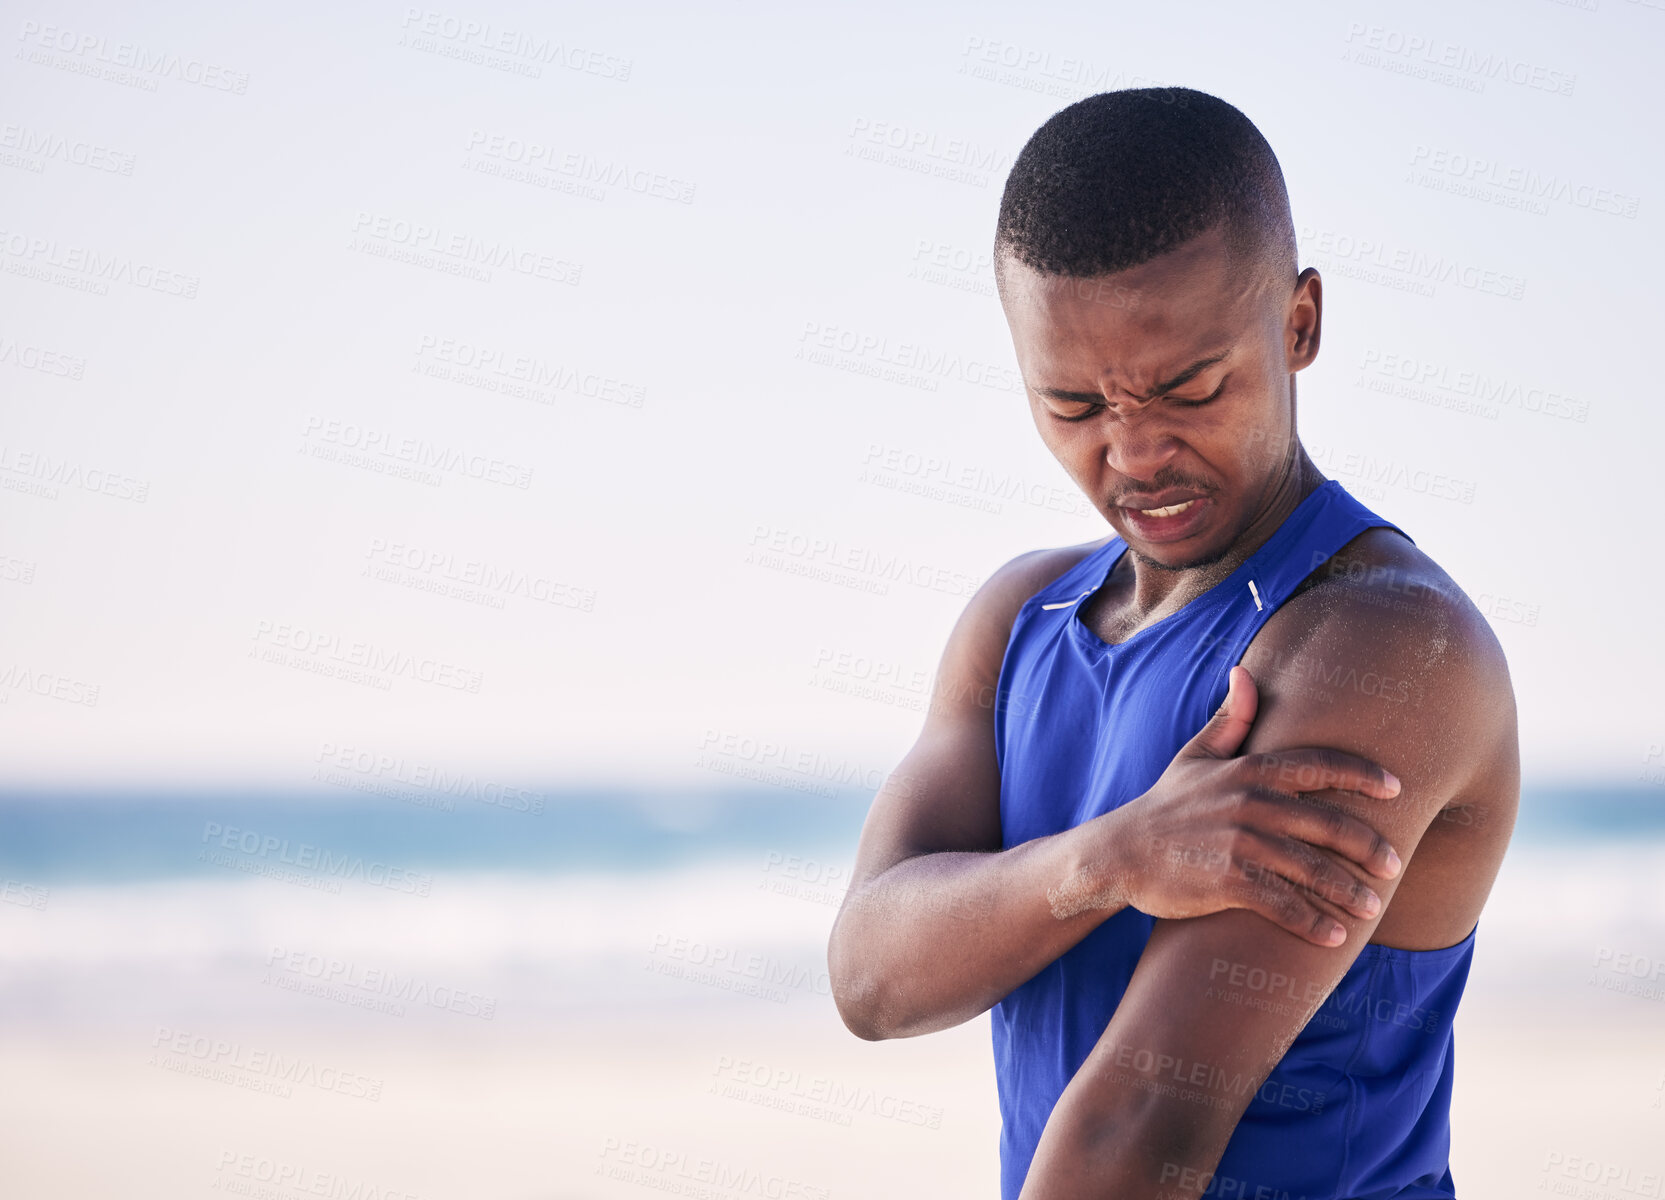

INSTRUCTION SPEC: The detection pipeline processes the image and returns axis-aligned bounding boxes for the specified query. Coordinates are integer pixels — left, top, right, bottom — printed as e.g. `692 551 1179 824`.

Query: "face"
998 224 1320 570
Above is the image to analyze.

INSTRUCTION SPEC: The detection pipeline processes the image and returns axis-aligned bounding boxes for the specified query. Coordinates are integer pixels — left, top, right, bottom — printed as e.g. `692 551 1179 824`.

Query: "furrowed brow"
1035 353 1230 405
1144 353 1229 399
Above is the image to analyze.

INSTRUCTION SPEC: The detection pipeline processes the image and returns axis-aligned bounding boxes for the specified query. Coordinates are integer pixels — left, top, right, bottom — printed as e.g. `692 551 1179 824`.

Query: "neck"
1124 446 1325 615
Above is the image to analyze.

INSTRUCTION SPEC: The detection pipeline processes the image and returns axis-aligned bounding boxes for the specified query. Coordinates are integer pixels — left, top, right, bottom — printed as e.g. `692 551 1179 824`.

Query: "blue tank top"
991 478 1477 1199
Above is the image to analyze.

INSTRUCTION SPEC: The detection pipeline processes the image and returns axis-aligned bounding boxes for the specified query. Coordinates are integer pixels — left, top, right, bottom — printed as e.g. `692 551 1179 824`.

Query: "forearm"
1021 901 1385 1200
1020 1088 1227 1200
829 807 1133 1040
1012 1078 1238 1198
1020 1015 1245 1200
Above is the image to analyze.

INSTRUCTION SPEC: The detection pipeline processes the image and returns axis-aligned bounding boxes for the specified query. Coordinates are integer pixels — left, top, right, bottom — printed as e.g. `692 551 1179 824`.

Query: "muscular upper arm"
1028 557 1517 1189
844 542 1105 891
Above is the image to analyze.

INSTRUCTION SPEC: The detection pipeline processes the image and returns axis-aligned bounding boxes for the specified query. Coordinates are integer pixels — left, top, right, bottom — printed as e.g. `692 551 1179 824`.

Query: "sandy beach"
2 843 1661 1197
2 999 1660 1198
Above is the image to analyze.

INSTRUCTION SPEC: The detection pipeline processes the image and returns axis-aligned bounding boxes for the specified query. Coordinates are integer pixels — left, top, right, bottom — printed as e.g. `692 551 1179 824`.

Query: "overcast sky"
2 0 1660 794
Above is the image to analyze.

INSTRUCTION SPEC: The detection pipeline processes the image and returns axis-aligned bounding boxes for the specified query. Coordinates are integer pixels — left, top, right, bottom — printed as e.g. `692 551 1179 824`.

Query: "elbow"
827 970 889 1042
829 975 889 1041
827 926 902 1041
835 997 889 1042
830 972 931 1041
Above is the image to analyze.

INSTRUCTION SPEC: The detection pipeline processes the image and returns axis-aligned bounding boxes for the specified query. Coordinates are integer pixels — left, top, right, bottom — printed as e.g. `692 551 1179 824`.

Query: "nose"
1101 410 1178 481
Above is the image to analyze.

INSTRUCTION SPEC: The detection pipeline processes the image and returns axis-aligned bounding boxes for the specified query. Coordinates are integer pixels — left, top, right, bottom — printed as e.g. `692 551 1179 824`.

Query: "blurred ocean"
2 784 1663 1034
0 786 871 883
5 782 1662 882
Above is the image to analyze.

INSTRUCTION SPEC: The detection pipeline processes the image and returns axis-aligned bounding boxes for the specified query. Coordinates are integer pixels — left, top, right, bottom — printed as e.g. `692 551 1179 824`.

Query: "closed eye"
1048 377 1227 422
1167 378 1228 408
1053 401 1103 423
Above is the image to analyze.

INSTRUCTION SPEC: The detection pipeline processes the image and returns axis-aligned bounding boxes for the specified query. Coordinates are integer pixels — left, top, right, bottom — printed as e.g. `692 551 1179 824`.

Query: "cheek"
1030 411 1101 484
1214 397 1293 476
1037 424 1083 473
1028 398 1074 449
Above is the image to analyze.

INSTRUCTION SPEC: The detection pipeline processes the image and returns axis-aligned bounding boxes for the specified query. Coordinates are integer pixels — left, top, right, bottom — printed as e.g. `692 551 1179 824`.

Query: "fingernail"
1362 891 1381 916
1383 771 1401 795
1326 924 1346 946
1385 848 1402 877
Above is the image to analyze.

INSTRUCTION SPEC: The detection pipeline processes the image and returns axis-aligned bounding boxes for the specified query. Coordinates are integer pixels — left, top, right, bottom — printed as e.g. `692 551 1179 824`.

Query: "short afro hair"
994 87 1296 290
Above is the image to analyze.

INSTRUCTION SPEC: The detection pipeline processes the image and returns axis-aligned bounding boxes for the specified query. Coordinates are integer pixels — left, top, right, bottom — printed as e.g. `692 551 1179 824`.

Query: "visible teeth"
1139 499 1196 518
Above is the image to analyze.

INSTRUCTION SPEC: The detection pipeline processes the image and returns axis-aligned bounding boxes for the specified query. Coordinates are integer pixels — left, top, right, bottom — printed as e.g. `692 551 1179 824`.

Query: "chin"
1127 534 1234 573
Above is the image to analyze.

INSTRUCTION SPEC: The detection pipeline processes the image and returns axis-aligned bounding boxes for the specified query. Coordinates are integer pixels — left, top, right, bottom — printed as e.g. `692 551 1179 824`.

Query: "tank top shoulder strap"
1017 537 1127 618
1235 478 1414 614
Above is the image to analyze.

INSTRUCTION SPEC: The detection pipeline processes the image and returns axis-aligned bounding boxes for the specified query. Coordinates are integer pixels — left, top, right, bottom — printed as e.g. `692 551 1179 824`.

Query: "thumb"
1184 665 1259 760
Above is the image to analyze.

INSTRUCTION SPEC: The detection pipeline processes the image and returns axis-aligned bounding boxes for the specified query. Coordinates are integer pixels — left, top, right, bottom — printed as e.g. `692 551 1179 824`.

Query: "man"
826 88 1518 1199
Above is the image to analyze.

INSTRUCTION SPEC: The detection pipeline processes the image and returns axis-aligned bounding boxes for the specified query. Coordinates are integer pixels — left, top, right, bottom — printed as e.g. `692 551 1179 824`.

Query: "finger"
1246 789 1402 879
1250 747 1402 802
1240 832 1383 920
1225 871 1348 948
1182 666 1260 760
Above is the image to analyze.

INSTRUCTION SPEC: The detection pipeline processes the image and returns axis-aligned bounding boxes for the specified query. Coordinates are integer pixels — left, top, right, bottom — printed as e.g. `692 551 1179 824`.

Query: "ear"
1287 267 1322 371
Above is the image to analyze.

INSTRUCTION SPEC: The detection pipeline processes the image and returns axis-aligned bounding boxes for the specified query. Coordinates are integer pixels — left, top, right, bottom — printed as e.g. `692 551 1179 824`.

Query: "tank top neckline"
1067 478 1345 655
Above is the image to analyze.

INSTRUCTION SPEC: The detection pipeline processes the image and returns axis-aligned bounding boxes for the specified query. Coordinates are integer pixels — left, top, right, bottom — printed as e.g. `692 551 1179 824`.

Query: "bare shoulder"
1244 525 1518 799
945 535 1113 664
1275 526 1512 704
1239 526 1519 946
929 534 1115 718
839 533 1120 880
976 534 1113 622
